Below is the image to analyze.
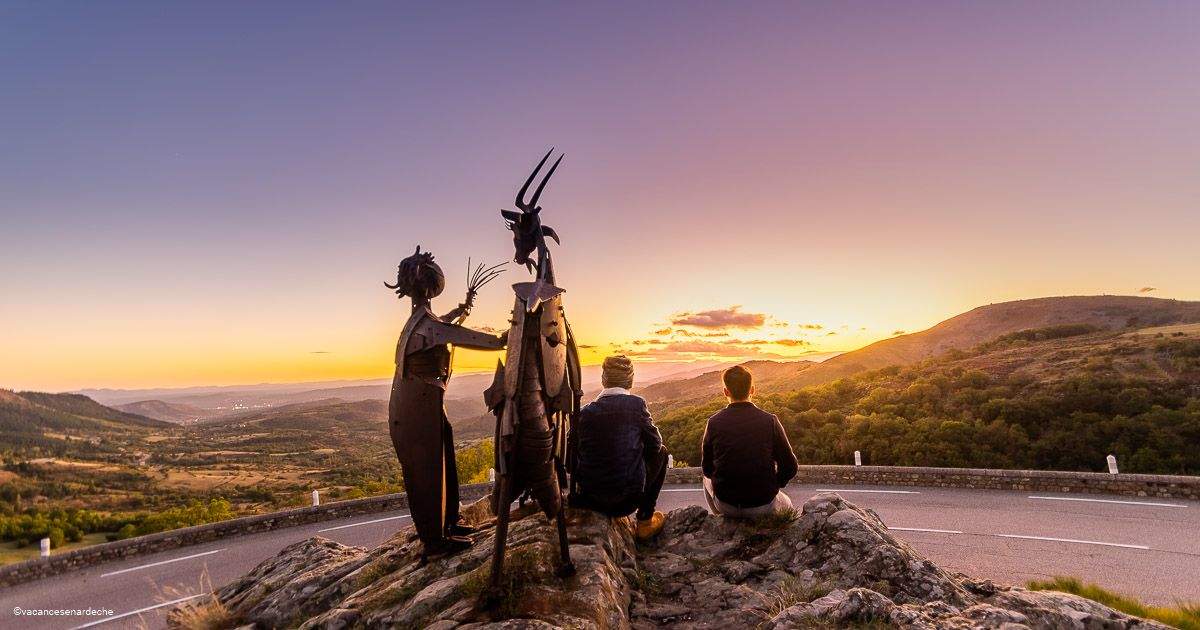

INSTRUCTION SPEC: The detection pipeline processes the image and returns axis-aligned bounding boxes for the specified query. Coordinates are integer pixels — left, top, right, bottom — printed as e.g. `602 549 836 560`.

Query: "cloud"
892 330 906 336
309 351 331 354
773 339 809 347
629 340 787 359
1138 286 1156 293
577 344 597 349
671 306 766 329
798 323 823 330
653 328 673 336
826 331 837 336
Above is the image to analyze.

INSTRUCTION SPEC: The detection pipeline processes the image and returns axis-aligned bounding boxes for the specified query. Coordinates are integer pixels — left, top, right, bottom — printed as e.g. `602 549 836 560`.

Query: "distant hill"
7 391 168 429
775 295 1200 390
0 390 169 461
75 361 720 419
637 360 817 414
116 399 210 424
657 315 1200 474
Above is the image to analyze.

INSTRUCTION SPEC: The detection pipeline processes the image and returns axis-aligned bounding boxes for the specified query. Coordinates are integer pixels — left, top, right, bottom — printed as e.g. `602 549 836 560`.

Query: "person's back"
569 355 668 540
701 365 798 516
703 402 793 507
574 392 654 500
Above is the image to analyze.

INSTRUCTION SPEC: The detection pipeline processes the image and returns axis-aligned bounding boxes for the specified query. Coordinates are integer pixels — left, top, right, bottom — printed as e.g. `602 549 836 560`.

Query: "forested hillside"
774 295 1200 390
658 324 1200 474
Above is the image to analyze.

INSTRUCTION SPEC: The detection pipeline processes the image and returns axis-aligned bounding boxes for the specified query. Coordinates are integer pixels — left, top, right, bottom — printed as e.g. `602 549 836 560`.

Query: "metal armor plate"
503 298 526 400
539 295 567 398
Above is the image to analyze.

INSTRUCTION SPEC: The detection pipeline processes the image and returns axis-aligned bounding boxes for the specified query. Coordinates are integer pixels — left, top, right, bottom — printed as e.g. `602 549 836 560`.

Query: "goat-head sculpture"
501 149 563 283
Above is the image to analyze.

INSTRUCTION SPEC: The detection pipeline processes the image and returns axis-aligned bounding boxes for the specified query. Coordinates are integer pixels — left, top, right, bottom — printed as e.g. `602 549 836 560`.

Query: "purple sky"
3 2 1199 390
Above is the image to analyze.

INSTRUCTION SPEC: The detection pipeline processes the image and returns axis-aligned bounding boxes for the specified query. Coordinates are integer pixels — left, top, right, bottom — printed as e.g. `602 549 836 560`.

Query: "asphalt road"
2 484 1196 629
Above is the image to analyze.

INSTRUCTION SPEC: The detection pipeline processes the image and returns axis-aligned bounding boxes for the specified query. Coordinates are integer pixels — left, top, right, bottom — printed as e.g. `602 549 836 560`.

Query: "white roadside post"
40 537 50 558
488 468 496 483
854 451 862 466
1107 454 1119 475
312 490 320 507
667 454 674 469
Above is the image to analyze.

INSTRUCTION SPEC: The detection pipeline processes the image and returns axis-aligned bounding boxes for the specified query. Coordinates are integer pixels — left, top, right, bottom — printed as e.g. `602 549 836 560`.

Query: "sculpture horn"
516 148 560 212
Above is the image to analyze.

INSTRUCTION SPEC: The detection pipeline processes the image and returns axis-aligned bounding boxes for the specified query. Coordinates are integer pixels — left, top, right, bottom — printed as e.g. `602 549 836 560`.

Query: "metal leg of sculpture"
484 473 513 605
554 504 575 578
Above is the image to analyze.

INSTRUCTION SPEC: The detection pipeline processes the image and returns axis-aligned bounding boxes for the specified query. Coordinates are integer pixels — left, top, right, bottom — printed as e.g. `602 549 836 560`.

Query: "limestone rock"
184 493 1170 630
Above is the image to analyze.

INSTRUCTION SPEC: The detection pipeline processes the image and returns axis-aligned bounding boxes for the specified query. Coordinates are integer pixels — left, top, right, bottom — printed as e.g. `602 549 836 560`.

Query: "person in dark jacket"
701 365 798 517
569 355 668 540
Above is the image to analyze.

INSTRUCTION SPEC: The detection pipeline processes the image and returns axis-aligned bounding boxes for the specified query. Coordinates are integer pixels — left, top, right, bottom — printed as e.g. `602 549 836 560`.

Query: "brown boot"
635 511 665 541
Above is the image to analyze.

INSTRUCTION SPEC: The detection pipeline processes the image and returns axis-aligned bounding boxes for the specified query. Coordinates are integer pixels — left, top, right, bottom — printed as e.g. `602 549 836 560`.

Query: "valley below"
3 295 1200 567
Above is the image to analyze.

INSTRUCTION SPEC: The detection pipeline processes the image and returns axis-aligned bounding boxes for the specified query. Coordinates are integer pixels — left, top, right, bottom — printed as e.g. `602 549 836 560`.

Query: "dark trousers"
572 447 668 520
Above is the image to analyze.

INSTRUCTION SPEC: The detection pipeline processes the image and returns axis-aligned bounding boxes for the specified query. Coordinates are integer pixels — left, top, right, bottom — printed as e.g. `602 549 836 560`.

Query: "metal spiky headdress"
385 245 442 299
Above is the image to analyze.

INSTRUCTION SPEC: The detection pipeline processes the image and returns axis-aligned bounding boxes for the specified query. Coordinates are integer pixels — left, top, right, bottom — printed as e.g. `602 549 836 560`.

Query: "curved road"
1 484 1196 629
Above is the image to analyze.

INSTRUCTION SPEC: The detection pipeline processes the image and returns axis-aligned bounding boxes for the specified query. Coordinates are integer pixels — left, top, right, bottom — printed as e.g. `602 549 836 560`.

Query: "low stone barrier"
0 483 491 588
666 465 1200 500
5 466 1198 587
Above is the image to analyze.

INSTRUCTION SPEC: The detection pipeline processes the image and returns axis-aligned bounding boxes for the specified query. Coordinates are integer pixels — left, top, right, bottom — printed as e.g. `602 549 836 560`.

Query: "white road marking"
99 549 224 578
994 534 1149 550
890 527 963 534
71 593 207 629
1028 496 1188 508
318 514 410 532
816 488 920 494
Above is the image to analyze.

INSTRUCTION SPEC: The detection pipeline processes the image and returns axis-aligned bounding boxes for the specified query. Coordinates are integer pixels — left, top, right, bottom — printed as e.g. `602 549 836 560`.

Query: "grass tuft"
1028 576 1200 630
168 596 234 630
460 543 556 618
161 570 236 630
752 507 800 531
629 568 663 596
753 575 833 627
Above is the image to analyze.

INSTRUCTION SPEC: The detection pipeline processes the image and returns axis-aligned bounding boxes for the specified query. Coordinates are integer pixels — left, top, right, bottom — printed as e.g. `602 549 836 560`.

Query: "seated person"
702 365 798 518
569 355 668 540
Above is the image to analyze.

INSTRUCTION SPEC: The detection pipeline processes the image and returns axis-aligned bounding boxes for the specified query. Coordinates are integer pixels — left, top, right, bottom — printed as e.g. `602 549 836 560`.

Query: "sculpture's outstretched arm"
440 297 473 324
423 319 506 351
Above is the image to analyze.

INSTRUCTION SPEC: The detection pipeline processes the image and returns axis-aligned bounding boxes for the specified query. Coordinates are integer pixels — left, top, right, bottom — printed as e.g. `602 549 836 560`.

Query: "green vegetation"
1028 576 1200 630
660 332 1200 474
630 568 663 596
460 542 559 618
0 388 504 561
0 498 233 549
977 323 1101 351
752 507 799 531
456 439 496 484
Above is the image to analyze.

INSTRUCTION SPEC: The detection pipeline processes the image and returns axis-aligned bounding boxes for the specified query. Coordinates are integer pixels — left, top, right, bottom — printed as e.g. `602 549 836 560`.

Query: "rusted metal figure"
386 249 506 557
484 149 582 594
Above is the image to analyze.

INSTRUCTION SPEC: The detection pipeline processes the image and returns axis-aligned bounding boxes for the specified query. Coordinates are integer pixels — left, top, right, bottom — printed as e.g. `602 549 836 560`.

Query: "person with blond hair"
568 355 668 540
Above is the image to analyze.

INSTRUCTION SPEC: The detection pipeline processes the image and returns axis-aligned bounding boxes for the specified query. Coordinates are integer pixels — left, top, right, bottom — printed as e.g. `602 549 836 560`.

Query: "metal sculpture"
484 149 582 596
386 249 506 557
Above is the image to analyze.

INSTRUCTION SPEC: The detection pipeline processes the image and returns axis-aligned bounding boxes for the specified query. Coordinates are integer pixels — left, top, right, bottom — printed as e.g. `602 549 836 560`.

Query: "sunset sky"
3 2 1199 391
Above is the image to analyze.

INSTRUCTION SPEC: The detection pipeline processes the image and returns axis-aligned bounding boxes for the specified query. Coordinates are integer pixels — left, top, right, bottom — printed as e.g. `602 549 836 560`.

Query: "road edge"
4 465 1197 587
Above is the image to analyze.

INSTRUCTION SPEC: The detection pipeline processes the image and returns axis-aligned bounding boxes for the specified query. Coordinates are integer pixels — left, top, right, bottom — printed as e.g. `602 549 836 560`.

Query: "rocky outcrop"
184 493 1168 630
